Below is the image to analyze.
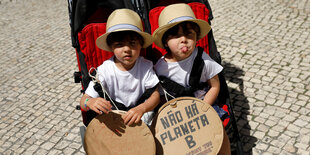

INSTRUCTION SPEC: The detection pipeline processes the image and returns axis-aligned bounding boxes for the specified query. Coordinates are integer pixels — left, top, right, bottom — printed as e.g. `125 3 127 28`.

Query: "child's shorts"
212 104 229 121
141 111 155 126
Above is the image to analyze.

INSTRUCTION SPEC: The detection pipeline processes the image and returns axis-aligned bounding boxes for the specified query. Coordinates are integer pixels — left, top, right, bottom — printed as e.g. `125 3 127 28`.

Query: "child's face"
111 36 142 71
164 23 197 62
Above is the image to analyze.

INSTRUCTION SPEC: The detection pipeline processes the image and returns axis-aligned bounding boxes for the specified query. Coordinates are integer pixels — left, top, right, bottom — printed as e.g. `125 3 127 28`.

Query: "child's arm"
80 94 112 114
203 75 220 105
123 88 160 125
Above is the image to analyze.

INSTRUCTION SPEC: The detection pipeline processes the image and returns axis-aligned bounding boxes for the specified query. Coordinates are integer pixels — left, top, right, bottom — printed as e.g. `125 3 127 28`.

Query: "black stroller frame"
67 0 244 154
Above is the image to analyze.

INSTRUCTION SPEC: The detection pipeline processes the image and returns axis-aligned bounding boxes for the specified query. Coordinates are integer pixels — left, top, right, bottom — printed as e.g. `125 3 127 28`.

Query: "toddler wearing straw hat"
80 9 160 126
153 3 222 109
153 3 231 154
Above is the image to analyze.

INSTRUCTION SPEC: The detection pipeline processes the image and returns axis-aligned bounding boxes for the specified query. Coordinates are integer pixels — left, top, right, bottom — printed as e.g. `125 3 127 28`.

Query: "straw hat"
153 3 211 49
96 9 153 52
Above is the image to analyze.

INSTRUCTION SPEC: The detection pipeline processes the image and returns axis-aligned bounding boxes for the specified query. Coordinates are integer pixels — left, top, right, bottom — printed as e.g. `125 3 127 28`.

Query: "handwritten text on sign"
159 101 210 149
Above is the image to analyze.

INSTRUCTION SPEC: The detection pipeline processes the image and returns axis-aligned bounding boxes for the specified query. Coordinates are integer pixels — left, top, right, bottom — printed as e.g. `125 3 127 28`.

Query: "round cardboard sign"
151 97 224 155
84 110 156 155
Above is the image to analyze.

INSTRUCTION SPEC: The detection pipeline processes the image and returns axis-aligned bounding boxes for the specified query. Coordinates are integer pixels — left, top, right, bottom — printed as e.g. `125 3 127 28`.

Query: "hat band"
168 16 195 24
107 24 141 33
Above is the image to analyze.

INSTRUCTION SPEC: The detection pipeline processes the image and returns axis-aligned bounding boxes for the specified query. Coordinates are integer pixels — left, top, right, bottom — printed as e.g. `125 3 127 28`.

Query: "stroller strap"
159 47 208 98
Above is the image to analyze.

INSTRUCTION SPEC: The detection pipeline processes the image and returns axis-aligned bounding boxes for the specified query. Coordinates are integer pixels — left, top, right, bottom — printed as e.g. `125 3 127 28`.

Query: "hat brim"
153 19 211 49
96 29 153 52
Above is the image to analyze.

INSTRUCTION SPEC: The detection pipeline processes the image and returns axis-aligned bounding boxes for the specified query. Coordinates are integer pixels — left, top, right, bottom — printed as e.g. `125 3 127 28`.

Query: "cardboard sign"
84 110 155 155
151 97 224 155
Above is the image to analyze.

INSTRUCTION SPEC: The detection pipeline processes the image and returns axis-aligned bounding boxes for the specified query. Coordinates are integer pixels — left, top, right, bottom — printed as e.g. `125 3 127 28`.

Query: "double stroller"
67 0 244 154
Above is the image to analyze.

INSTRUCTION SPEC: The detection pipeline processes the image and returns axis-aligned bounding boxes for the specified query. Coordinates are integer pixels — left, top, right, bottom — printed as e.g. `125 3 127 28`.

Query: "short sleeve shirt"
154 47 223 99
85 56 159 107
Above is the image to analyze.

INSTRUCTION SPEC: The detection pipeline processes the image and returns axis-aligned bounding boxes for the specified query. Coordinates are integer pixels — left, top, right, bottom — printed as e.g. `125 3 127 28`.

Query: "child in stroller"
68 0 244 154
79 8 160 126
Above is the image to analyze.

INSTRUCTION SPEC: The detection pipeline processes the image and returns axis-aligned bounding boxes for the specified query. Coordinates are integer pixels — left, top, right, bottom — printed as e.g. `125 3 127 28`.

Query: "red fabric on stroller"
78 23 113 71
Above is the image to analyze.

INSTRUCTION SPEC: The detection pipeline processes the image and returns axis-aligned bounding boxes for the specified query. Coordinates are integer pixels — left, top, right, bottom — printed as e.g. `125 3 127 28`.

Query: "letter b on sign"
185 135 196 149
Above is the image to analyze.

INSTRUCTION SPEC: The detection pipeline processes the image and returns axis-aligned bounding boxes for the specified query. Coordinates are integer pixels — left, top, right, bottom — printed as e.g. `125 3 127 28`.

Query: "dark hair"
162 21 200 52
106 31 144 47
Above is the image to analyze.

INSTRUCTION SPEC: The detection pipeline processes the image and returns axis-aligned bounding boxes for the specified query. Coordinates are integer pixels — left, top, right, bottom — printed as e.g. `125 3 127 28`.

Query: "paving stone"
284 143 297 153
35 149 49 155
287 124 301 132
285 131 300 138
75 150 86 155
25 144 39 154
267 146 281 154
63 147 75 155
267 129 280 137
47 149 62 155
253 131 265 140
297 149 310 155
295 142 309 150
40 142 55 150
293 118 309 127
264 120 277 127
255 142 268 150
283 115 296 122
270 139 286 148
54 140 70 150
257 124 269 132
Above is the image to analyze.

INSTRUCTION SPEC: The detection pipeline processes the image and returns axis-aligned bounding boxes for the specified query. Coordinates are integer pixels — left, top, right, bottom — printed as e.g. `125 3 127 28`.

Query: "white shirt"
154 47 223 99
85 56 159 108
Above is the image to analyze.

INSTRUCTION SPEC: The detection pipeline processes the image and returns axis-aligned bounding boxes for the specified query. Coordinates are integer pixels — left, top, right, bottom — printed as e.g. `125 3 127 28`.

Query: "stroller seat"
148 2 231 127
146 2 244 154
68 0 244 154
78 23 113 72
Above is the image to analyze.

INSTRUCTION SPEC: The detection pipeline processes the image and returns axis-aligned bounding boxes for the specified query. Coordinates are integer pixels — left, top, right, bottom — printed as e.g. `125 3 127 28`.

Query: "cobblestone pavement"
0 0 309 154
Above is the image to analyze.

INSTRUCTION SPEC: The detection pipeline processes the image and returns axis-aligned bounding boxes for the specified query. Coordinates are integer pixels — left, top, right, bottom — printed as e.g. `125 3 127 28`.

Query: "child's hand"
122 105 146 126
87 98 112 114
